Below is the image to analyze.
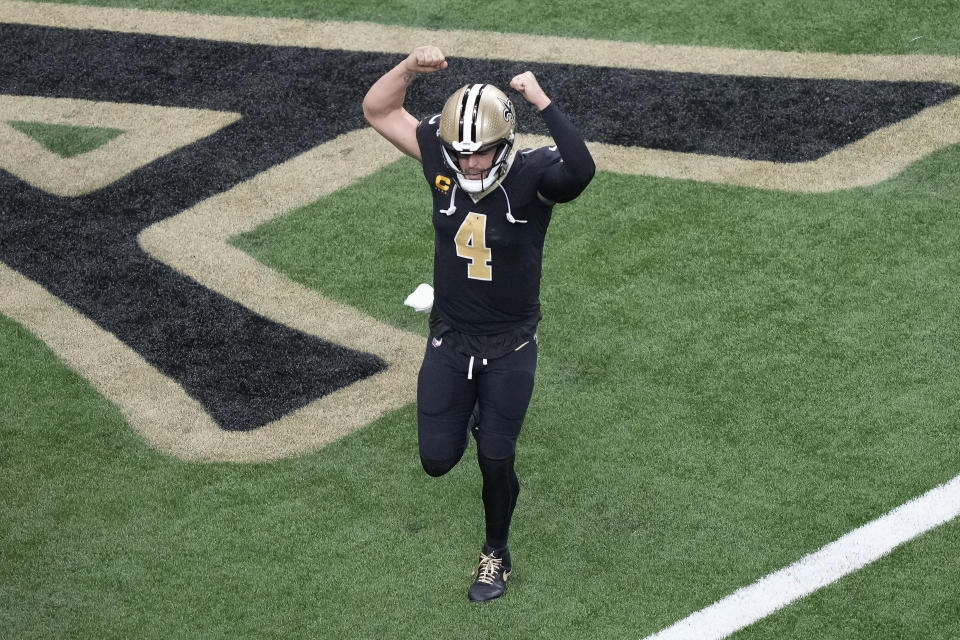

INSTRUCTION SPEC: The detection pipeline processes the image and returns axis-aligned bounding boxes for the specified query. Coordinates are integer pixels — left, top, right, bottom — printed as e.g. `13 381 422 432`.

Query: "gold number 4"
454 212 493 281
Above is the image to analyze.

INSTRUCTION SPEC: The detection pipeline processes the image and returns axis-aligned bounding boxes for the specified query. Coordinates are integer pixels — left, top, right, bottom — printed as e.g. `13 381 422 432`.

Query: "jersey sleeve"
416 115 440 154
536 103 596 204
416 114 444 181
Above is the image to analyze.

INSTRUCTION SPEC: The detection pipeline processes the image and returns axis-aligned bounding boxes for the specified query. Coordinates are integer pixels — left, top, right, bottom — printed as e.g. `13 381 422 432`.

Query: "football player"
363 45 595 602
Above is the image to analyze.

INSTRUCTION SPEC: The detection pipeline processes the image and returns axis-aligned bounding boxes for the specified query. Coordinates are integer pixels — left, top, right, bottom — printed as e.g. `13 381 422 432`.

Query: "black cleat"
468 547 512 602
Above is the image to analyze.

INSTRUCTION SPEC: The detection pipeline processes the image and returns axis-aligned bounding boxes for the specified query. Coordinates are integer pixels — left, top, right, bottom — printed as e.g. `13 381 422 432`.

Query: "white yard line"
643 473 960 640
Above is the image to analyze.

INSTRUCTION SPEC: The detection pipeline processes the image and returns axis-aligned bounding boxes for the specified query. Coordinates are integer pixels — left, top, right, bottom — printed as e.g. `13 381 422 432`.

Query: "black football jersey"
417 115 562 350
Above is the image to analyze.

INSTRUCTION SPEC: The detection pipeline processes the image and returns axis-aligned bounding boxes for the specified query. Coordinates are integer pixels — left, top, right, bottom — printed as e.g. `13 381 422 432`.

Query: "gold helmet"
437 83 516 194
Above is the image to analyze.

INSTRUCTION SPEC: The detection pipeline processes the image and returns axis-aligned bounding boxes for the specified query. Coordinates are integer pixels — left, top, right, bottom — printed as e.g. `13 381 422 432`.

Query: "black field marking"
547 66 959 162
1 24 958 432
0 24 396 432
4 25 956 161
412 61 959 163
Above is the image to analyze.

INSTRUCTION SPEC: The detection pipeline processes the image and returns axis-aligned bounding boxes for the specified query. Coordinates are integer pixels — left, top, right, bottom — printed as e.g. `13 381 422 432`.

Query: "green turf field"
2 1 959 638
27 0 960 56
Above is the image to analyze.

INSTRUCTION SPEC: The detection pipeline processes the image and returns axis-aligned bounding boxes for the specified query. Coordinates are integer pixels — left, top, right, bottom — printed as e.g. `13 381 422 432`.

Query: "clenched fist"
510 71 551 111
405 46 448 76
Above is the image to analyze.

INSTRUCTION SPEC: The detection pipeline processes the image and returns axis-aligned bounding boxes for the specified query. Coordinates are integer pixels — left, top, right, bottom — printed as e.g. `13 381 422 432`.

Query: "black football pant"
417 335 537 551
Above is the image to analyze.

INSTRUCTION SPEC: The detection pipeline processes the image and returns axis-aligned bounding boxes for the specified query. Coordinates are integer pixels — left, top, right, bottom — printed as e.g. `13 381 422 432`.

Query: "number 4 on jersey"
454 212 492 281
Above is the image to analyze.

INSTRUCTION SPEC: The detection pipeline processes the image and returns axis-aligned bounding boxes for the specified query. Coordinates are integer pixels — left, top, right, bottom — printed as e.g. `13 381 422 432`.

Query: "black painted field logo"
2 4 959 460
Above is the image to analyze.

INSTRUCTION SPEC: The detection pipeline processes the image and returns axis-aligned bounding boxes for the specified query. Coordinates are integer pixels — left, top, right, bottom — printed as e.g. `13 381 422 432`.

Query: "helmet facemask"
437 84 516 195
439 141 513 194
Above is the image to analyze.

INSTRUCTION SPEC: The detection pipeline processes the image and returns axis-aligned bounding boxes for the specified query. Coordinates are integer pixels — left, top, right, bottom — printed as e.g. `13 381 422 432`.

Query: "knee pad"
420 456 460 478
475 433 518 461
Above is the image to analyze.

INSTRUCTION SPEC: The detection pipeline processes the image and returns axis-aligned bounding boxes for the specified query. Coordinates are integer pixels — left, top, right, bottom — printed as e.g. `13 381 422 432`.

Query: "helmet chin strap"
440 171 526 224
438 145 520 220
457 172 498 194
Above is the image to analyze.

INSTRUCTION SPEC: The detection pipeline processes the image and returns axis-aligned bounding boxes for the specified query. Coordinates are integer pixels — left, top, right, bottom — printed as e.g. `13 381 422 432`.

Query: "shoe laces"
474 552 504 585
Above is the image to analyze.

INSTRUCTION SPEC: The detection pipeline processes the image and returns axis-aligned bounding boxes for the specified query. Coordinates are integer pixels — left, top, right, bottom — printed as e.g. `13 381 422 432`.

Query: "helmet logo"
497 96 514 123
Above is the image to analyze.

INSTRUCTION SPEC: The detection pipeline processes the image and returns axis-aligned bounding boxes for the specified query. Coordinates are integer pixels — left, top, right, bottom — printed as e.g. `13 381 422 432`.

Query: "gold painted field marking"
0 95 240 196
1 1 959 461
2 0 960 193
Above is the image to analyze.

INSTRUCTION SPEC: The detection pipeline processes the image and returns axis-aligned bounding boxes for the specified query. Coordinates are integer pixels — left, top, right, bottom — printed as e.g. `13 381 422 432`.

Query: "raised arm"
510 71 596 203
362 46 448 162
